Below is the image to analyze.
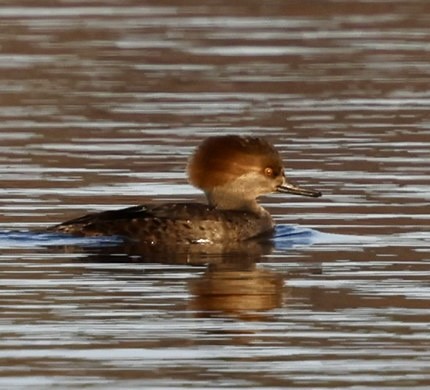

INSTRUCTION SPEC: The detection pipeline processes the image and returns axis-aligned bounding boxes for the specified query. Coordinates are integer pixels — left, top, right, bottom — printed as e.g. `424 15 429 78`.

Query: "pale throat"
199 170 273 215
204 186 266 216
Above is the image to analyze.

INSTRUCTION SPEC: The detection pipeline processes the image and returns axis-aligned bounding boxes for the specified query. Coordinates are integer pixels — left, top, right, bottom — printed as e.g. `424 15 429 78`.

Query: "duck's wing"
49 205 155 236
48 203 218 236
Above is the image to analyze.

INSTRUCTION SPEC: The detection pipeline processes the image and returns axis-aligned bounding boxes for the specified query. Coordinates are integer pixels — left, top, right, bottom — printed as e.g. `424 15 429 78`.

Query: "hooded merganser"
50 135 321 244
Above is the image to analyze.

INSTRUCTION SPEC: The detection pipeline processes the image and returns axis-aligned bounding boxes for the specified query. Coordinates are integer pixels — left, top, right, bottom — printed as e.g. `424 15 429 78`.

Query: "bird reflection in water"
188 262 284 319
71 236 285 318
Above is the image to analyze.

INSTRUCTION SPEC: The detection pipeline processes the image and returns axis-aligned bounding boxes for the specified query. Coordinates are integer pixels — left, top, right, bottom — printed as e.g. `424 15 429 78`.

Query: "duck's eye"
264 167 274 177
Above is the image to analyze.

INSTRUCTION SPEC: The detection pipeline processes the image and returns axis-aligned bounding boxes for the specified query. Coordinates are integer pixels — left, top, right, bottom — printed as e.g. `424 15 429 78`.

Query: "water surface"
1 1 429 388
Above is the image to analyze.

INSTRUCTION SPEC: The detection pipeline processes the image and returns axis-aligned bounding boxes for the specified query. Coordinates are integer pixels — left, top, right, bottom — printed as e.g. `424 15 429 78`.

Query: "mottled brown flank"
50 203 274 243
188 135 283 189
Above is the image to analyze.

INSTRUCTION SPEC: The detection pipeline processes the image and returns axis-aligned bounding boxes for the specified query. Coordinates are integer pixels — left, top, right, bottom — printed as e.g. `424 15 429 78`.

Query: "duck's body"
50 203 274 244
50 136 321 244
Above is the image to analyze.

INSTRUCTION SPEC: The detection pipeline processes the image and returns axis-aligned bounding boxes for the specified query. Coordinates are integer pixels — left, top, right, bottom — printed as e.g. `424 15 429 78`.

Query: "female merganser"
50 135 321 244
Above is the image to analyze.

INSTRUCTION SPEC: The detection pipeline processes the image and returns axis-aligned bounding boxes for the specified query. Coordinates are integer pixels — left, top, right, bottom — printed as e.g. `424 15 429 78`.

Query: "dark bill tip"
277 181 322 198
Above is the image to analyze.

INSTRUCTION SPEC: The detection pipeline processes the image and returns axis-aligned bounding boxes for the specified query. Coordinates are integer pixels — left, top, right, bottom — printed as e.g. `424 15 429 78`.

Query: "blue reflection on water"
0 225 364 250
274 224 368 250
0 231 123 248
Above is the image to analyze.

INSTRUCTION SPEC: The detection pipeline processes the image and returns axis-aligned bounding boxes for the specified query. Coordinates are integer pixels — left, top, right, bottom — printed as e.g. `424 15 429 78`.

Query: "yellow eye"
264 167 273 177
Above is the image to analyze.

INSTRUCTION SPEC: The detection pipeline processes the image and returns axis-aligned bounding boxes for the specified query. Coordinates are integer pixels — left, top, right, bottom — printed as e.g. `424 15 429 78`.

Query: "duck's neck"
205 188 266 216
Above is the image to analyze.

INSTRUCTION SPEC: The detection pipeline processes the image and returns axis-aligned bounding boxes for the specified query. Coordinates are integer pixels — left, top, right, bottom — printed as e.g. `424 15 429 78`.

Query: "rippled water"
1 1 430 388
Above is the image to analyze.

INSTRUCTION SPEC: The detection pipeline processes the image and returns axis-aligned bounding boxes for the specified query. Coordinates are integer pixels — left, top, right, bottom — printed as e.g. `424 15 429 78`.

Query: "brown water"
1 1 430 388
